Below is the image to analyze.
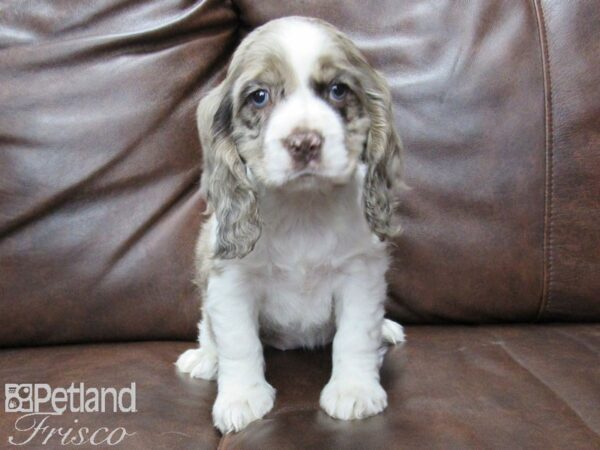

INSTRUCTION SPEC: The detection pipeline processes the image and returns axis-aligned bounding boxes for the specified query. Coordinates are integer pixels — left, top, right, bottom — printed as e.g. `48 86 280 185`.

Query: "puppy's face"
199 17 402 258
227 20 370 189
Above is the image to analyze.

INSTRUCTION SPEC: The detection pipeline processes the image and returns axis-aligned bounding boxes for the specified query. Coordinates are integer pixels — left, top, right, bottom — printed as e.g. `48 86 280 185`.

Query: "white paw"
175 348 218 381
212 382 276 433
382 318 405 345
320 377 387 420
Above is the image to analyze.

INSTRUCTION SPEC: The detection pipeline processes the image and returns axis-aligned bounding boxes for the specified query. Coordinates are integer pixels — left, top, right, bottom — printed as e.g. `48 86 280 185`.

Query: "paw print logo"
5 384 33 412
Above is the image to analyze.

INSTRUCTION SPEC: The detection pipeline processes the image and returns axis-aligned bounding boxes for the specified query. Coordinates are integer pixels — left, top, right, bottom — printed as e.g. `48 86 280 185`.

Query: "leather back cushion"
0 0 237 346
1 0 598 346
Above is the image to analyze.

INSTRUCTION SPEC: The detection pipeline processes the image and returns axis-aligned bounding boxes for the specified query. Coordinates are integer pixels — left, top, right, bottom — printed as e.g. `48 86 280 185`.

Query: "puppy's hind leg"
175 314 218 380
382 318 405 345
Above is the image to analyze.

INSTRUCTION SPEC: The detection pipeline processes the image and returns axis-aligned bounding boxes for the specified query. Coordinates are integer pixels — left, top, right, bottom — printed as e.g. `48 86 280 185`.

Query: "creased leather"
0 0 238 346
1 326 597 449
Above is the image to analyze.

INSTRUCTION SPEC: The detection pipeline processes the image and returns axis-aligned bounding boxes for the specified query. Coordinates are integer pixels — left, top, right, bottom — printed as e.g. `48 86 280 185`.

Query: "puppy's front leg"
320 257 388 420
206 268 275 433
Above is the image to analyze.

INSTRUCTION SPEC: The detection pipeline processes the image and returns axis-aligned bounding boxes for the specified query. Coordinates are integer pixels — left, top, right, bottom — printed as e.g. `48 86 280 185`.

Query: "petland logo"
4 383 137 446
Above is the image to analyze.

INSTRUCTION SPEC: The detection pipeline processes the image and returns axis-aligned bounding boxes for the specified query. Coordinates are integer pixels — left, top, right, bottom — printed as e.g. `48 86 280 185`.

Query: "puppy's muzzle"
283 128 323 167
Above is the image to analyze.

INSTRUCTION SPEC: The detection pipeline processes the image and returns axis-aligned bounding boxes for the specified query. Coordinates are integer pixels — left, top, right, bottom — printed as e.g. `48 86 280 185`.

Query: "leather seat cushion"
1 324 598 449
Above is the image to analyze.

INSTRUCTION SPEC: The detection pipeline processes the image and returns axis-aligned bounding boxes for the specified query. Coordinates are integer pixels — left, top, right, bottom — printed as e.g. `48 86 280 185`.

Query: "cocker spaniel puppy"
177 16 405 434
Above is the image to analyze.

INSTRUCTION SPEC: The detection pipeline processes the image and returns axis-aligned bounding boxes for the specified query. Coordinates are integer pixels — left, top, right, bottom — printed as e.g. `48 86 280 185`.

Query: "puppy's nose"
283 129 323 165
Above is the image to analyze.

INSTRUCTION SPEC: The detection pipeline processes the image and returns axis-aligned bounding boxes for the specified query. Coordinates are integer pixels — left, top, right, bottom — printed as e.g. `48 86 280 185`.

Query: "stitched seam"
532 0 555 321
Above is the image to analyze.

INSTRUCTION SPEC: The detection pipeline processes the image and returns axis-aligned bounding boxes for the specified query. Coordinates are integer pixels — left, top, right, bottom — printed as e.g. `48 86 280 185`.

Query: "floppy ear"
361 69 403 240
197 83 260 259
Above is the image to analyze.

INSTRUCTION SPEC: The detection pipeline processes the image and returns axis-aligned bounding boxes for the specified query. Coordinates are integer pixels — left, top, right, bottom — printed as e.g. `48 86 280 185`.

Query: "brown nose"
283 129 323 165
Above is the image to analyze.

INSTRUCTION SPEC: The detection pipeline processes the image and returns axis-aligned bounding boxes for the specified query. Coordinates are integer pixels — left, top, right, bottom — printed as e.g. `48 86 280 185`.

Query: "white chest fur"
212 168 388 350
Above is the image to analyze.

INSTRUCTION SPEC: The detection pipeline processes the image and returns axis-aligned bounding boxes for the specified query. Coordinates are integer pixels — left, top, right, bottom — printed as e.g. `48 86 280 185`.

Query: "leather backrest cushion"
0 0 238 346
236 0 600 323
1 0 598 346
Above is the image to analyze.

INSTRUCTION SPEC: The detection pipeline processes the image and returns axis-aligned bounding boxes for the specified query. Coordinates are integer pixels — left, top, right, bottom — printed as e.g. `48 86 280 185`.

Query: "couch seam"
532 0 555 321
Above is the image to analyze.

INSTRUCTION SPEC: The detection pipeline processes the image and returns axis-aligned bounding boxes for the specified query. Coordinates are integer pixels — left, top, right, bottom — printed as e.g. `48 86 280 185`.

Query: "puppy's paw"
382 318 405 345
320 377 387 420
213 382 276 433
175 348 218 381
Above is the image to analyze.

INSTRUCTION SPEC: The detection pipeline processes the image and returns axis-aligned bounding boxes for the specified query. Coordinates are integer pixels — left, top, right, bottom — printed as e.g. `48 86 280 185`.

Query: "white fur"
176 18 405 434
261 20 350 186
382 318 406 344
277 18 331 84
263 89 350 186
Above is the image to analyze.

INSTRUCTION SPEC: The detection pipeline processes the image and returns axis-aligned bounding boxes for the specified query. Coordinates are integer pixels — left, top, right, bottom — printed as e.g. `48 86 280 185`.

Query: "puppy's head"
199 17 402 259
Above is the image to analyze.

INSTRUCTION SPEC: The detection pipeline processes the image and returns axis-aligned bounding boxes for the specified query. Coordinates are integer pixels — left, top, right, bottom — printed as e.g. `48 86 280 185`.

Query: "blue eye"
329 83 348 101
249 89 269 108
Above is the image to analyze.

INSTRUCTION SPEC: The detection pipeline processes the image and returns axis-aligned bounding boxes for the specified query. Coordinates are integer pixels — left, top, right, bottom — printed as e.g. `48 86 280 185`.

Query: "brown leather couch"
1 1 599 449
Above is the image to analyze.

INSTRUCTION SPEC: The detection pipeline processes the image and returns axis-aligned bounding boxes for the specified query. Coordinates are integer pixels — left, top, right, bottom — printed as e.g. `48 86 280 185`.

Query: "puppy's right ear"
197 83 260 260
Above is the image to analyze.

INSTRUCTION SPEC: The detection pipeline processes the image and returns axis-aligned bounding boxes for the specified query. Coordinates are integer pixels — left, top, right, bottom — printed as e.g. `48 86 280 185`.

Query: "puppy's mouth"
286 162 356 188
284 169 322 189
291 168 320 179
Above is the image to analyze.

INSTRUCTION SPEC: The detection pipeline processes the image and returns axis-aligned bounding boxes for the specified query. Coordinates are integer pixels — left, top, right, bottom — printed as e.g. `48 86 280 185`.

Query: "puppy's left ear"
361 68 403 240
